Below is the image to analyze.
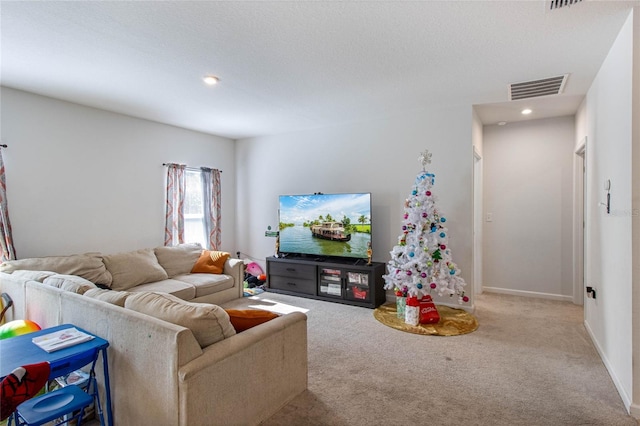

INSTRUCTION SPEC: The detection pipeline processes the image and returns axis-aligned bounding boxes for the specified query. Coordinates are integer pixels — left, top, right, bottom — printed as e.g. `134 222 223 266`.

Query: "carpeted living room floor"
223 291 638 426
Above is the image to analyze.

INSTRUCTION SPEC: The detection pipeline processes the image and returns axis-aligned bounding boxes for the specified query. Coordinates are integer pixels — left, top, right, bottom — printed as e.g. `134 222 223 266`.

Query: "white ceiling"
1 1 638 139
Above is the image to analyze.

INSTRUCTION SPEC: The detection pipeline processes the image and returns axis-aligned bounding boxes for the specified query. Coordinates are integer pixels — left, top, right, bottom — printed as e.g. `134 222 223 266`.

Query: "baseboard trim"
629 404 640 419
482 287 573 302
583 320 633 415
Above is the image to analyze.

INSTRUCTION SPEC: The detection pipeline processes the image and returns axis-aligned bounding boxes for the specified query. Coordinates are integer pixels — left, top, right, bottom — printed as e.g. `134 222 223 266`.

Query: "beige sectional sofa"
0 245 308 425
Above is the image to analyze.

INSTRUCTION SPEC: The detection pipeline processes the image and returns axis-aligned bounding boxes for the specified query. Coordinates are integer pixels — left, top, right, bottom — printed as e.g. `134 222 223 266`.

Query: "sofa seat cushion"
127 279 196 300
154 243 202 277
172 273 233 298
103 248 168 290
84 288 131 307
0 253 112 285
124 292 236 347
42 274 97 294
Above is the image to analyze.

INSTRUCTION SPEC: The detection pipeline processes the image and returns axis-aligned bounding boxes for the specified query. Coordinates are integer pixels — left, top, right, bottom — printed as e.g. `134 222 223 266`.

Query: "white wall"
236 105 475 307
0 87 237 258
632 7 640 418
578 9 635 414
482 116 575 300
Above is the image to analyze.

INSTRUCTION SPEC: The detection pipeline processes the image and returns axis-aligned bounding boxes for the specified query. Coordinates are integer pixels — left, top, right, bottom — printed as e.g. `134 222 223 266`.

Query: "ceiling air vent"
508 74 568 101
549 0 583 10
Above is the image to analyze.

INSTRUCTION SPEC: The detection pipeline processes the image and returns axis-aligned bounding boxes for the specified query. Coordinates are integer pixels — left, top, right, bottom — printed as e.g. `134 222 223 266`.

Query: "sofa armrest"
223 257 245 297
178 311 307 426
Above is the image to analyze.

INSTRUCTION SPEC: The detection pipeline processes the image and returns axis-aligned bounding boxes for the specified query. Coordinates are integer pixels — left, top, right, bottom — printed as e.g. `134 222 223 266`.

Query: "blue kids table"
0 324 113 426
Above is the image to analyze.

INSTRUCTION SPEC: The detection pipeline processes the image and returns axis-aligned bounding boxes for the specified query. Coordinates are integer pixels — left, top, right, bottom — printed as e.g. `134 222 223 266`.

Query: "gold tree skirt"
374 303 478 336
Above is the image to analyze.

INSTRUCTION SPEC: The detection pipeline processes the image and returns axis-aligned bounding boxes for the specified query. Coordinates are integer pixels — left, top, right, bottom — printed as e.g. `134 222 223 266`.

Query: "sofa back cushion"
153 243 202 277
84 288 131 307
42 274 97 294
0 253 112 285
103 249 168 291
9 270 57 283
124 292 236 347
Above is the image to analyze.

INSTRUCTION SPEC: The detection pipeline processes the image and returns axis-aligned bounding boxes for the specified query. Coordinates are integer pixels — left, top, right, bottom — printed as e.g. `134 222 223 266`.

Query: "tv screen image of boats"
278 193 372 260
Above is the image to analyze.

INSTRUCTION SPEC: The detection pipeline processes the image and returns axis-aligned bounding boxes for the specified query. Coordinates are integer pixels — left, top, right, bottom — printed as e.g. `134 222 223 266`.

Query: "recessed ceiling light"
521 108 532 115
203 75 219 86
498 121 507 126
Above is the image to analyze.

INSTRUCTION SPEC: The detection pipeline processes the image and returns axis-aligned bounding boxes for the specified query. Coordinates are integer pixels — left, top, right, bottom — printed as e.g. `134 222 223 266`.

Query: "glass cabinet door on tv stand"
345 271 371 303
318 268 343 299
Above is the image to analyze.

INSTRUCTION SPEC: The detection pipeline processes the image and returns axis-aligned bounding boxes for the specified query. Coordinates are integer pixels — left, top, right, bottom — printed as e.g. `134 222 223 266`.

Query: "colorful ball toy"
0 319 41 340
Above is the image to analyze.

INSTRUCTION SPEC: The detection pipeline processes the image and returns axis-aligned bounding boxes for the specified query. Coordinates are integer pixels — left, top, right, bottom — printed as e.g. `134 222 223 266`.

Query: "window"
164 164 220 249
184 170 206 247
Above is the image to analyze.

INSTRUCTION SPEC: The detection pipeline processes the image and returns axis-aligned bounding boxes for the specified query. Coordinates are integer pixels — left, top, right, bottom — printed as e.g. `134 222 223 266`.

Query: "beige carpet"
223 292 638 426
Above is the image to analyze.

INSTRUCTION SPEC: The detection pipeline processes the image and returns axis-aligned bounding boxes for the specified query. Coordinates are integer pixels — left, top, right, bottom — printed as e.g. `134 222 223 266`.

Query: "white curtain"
200 167 221 250
164 163 186 246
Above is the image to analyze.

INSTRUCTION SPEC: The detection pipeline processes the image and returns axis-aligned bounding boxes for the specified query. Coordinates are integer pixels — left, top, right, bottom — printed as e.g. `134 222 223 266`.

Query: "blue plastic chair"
11 385 92 425
9 348 105 426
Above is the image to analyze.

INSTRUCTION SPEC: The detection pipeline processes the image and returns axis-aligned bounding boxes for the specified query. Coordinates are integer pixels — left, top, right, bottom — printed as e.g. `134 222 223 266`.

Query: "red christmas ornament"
440 244 446 250
462 296 469 303
426 191 431 196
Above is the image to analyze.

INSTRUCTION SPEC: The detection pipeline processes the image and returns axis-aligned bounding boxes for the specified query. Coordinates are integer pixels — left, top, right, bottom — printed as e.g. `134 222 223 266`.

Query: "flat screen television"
278 192 372 261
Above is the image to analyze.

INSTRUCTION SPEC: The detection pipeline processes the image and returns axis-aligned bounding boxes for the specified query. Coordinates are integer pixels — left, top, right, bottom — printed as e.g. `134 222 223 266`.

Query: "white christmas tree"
383 150 469 304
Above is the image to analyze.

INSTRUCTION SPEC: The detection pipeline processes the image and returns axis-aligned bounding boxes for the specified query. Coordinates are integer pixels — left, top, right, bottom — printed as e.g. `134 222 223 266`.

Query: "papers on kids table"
32 327 94 352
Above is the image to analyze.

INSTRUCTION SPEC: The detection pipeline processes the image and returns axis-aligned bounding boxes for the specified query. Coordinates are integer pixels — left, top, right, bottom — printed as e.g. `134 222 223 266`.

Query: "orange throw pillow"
191 250 230 274
225 309 279 333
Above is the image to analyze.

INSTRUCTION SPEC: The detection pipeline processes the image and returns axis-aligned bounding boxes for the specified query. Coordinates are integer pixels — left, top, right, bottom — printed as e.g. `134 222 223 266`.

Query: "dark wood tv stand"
266 256 386 308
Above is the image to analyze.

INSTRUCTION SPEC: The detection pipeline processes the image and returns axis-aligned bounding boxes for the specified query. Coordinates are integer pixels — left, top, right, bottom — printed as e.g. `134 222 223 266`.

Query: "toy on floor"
241 261 267 296
243 287 265 297
244 262 267 289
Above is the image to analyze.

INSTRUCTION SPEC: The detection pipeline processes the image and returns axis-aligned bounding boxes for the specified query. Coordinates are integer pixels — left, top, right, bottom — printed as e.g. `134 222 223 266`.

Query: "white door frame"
573 137 587 305
473 147 483 295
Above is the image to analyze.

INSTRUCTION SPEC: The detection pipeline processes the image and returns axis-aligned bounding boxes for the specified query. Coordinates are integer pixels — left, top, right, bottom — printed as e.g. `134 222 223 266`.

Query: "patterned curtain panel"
164 163 186 246
0 149 16 262
200 167 221 250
